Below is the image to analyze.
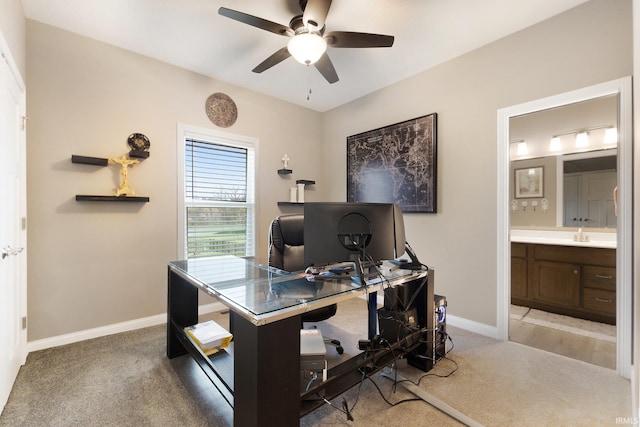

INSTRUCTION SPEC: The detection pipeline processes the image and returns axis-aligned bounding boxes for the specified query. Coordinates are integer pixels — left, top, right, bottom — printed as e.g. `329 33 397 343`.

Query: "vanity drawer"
583 288 615 315
582 265 616 291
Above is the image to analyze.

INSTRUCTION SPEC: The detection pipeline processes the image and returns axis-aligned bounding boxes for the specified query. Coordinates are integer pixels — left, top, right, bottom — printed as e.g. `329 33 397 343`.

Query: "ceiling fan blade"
314 53 339 84
252 47 292 73
325 31 394 48
303 0 332 30
219 7 294 37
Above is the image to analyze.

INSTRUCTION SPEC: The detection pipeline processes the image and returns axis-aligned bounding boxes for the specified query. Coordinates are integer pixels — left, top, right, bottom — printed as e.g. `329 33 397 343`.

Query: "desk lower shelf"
171 321 235 406
172 317 425 417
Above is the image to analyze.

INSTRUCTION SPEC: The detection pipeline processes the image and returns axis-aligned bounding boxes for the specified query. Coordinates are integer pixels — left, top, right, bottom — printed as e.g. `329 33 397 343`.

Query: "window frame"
177 123 258 259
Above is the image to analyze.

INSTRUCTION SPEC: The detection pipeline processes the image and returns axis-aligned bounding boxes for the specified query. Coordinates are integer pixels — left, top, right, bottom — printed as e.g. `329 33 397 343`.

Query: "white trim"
27 302 226 352
447 315 499 339
0 31 25 92
25 302 495 355
497 77 633 379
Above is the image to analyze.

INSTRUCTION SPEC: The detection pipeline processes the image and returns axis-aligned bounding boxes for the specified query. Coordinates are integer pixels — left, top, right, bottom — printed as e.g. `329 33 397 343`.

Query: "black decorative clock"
127 133 150 151
127 133 150 158
206 93 238 128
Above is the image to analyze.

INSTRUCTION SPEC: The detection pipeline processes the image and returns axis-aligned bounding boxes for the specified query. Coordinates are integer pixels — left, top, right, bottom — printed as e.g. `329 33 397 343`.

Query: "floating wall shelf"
278 168 293 175
71 155 108 166
277 202 303 206
76 195 150 202
129 150 149 159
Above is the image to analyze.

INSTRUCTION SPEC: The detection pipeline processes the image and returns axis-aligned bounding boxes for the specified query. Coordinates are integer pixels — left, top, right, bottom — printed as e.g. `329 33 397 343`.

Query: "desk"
167 256 431 427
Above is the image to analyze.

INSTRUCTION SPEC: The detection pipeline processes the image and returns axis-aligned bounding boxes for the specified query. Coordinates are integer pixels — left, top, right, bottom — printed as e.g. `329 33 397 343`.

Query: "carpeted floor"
0 298 632 426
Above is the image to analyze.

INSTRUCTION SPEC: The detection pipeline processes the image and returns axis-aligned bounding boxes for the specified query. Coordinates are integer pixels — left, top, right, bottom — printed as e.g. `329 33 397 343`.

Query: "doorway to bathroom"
496 77 632 378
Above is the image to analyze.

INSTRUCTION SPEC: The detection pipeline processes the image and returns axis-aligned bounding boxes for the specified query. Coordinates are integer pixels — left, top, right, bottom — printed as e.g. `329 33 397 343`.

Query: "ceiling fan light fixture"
287 33 327 65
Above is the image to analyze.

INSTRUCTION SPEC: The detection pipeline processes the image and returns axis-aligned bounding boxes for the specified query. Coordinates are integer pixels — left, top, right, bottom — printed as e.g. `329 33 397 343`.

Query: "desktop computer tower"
377 269 446 373
405 284 446 373
433 294 447 363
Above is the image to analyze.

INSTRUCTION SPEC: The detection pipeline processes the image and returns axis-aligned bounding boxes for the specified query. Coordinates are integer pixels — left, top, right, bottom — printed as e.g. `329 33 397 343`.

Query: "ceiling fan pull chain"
306 65 312 101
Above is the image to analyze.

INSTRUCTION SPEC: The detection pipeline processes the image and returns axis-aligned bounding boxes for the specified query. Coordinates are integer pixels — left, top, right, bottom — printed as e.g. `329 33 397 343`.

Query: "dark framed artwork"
347 113 437 212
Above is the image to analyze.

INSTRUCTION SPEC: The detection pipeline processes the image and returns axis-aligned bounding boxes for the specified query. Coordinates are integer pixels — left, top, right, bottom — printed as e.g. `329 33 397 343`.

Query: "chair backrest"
268 214 306 272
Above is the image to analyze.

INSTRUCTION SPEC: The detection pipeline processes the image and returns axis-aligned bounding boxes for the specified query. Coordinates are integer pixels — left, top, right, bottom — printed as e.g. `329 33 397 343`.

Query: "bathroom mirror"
509 94 618 229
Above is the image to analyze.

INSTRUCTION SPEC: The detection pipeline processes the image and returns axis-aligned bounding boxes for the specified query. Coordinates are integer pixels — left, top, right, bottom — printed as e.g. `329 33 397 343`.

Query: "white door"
0 43 27 412
564 171 617 228
582 171 617 228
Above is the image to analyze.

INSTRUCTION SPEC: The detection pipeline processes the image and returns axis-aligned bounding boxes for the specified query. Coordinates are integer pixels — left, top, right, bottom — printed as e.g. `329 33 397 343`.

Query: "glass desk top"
168 255 427 325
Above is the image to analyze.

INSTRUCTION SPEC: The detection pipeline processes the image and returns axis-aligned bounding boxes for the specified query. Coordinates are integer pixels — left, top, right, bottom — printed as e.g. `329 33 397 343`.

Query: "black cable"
322 364 367 421
362 370 422 407
396 333 459 387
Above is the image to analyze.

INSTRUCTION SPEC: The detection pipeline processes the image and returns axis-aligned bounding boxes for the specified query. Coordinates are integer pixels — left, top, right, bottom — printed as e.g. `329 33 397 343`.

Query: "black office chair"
268 214 344 354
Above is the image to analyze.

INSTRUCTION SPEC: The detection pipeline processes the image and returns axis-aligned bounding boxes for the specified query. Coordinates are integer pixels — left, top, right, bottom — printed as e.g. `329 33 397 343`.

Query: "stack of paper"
184 320 232 356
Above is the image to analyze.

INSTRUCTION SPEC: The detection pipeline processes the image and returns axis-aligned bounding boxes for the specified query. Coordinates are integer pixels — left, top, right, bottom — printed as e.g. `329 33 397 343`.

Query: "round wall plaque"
205 93 238 128
127 133 150 152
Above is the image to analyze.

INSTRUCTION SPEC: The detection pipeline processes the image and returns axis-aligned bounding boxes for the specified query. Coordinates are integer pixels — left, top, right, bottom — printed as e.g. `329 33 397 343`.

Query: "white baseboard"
446 314 500 340
27 301 499 353
27 302 226 353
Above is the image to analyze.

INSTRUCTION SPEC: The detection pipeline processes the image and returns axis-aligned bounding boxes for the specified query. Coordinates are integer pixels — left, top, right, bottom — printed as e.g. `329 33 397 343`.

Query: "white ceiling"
21 0 589 112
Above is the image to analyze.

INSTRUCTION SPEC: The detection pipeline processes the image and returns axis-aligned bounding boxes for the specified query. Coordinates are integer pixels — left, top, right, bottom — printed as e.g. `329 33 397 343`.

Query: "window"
177 124 257 259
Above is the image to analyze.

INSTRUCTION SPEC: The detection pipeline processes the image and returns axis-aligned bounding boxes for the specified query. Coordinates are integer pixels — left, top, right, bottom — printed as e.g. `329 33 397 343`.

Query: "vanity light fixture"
287 32 327 65
575 131 589 148
549 136 562 152
604 127 618 144
516 141 528 155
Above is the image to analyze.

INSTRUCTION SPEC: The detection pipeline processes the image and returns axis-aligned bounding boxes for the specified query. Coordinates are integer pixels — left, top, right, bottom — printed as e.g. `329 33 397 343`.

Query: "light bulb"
575 131 589 148
549 136 562 152
604 127 618 144
516 141 528 155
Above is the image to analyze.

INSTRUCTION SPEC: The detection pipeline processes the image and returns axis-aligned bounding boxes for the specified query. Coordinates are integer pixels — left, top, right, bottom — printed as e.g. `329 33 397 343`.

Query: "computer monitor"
303 202 406 266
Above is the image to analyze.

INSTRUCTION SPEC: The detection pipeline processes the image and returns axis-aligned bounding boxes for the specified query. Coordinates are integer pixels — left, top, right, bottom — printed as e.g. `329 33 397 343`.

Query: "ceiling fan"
218 0 394 84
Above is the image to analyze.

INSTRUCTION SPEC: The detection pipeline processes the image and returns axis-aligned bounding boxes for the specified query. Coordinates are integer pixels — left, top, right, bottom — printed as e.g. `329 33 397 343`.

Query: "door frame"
0 31 27 410
496 77 633 378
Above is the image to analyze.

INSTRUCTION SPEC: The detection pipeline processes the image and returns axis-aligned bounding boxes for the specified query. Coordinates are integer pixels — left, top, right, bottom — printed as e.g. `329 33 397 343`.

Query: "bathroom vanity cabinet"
511 242 616 324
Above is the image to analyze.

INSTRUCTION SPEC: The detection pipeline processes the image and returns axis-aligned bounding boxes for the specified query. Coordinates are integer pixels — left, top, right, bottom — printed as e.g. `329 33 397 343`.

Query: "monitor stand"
391 242 423 270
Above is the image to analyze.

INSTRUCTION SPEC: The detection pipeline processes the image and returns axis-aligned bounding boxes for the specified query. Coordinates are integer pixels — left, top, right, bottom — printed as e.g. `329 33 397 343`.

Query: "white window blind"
182 133 255 259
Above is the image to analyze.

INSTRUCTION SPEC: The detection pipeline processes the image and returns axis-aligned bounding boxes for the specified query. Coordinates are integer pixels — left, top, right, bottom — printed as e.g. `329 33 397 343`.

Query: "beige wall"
321 0 632 326
25 21 326 341
24 0 632 341
0 0 26 77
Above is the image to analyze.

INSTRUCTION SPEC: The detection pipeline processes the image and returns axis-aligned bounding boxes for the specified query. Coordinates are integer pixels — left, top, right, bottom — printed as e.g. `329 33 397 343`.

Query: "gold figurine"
108 155 140 196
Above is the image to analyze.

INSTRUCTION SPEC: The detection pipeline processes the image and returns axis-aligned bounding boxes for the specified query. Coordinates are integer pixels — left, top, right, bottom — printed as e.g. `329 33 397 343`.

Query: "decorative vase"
297 183 305 203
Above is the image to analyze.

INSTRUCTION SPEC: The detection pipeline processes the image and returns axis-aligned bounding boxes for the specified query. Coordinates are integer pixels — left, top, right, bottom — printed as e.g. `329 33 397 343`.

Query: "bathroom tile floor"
509 314 616 370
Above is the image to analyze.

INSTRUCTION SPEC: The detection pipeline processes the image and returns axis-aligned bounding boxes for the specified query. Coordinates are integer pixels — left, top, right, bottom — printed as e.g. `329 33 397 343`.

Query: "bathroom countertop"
510 229 616 249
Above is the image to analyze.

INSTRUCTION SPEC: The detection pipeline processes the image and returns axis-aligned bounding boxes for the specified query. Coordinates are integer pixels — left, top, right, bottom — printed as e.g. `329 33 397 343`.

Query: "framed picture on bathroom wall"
515 166 544 198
